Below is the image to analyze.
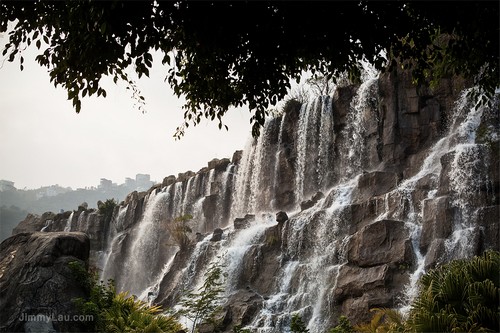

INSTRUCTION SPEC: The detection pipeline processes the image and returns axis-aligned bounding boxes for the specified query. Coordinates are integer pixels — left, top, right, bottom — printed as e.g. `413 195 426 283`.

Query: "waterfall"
40 219 53 232
101 204 128 281
232 117 281 216
120 190 173 295
294 99 316 203
63 211 74 232
341 75 378 180
94 71 497 331
374 89 494 313
224 219 272 290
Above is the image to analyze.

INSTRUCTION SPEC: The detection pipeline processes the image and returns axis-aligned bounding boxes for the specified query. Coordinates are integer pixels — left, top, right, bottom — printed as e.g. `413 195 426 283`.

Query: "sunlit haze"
0 35 251 190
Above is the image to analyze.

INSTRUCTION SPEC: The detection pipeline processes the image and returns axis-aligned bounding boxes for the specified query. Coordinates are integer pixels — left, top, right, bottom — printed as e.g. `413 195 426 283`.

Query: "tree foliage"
178 260 225 333
1 1 498 137
354 308 405 333
98 198 117 226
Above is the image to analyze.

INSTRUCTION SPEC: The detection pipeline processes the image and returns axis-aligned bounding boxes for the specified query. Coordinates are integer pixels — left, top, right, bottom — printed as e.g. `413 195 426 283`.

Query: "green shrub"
98 198 117 225
330 316 354 333
290 313 309 333
102 292 182 333
408 250 499 332
69 261 182 333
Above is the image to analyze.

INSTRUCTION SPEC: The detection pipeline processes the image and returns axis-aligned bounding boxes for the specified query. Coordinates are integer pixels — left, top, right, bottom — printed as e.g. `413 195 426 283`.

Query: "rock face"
12 206 112 267
10 67 498 332
0 232 90 332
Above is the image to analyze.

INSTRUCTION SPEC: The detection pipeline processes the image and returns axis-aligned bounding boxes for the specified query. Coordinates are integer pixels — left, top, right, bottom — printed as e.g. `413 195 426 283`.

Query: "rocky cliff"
0 232 90 332
11 67 499 332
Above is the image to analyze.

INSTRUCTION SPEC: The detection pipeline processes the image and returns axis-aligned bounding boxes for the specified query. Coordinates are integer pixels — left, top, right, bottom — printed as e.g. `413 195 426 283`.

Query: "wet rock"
340 290 393 325
202 194 219 232
77 202 88 211
12 213 48 234
420 196 455 253
177 171 195 182
334 264 389 302
232 150 243 165
233 214 255 229
195 232 205 242
162 175 176 187
24 315 57 333
219 290 263 331
352 171 399 203
300 199 315 211
477 205 500 252
312 191 325 202
348 220 414 267
276 211 288 223
208 158 231 172
210 228 224 242
424 238 446 270
119 191 147 231
300 191 325 211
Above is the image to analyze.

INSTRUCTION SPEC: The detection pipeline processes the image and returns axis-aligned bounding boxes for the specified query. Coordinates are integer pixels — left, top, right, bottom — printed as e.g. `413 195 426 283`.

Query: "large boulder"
0 232 90 332
352 172 399 203
347 219 414 267
334 265 389 303
218 290 263 332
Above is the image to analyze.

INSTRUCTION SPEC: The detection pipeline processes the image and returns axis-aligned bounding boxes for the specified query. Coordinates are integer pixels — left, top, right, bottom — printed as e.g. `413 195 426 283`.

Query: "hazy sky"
0 35 252 189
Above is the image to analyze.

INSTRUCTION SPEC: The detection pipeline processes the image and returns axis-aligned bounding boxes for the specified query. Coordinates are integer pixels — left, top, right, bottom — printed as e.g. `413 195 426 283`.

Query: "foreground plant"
408 250 499 332
178 260 225 333
70 261 182 333
102 292 182 333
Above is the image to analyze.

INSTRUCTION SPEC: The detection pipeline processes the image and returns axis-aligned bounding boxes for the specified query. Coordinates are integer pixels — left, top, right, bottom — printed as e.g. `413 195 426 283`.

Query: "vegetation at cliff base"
407 250 499 332
332 251 500 333
1 2 497 137
69 261 182 333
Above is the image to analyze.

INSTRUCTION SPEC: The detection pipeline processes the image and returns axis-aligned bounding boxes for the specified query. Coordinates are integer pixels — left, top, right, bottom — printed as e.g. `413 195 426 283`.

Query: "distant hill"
0 175 155 241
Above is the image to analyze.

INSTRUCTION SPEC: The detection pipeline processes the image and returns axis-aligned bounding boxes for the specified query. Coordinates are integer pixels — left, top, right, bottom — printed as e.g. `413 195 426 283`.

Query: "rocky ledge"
0 232 90 332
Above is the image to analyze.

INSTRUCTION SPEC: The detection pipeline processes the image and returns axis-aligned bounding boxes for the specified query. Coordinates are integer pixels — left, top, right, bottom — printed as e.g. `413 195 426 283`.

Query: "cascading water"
63 211 74 232
372 89 497 314
249 179 358 333
340 74 379 180
120 190 174 295
294 96 336 203
101 204 128 281
96 69 498 331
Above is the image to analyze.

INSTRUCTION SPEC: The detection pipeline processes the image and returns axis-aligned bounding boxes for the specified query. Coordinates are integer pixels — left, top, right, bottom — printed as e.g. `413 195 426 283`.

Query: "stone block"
420 196 454 253
334 264 389 302
347 220 414 267
352 171 399 203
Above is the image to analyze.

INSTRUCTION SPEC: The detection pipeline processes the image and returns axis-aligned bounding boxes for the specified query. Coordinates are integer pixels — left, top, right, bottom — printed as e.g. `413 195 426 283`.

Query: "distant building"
125 177 135 188
99 178 113 190
135 174 154 191
0 180 15 191
35 185 72 199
